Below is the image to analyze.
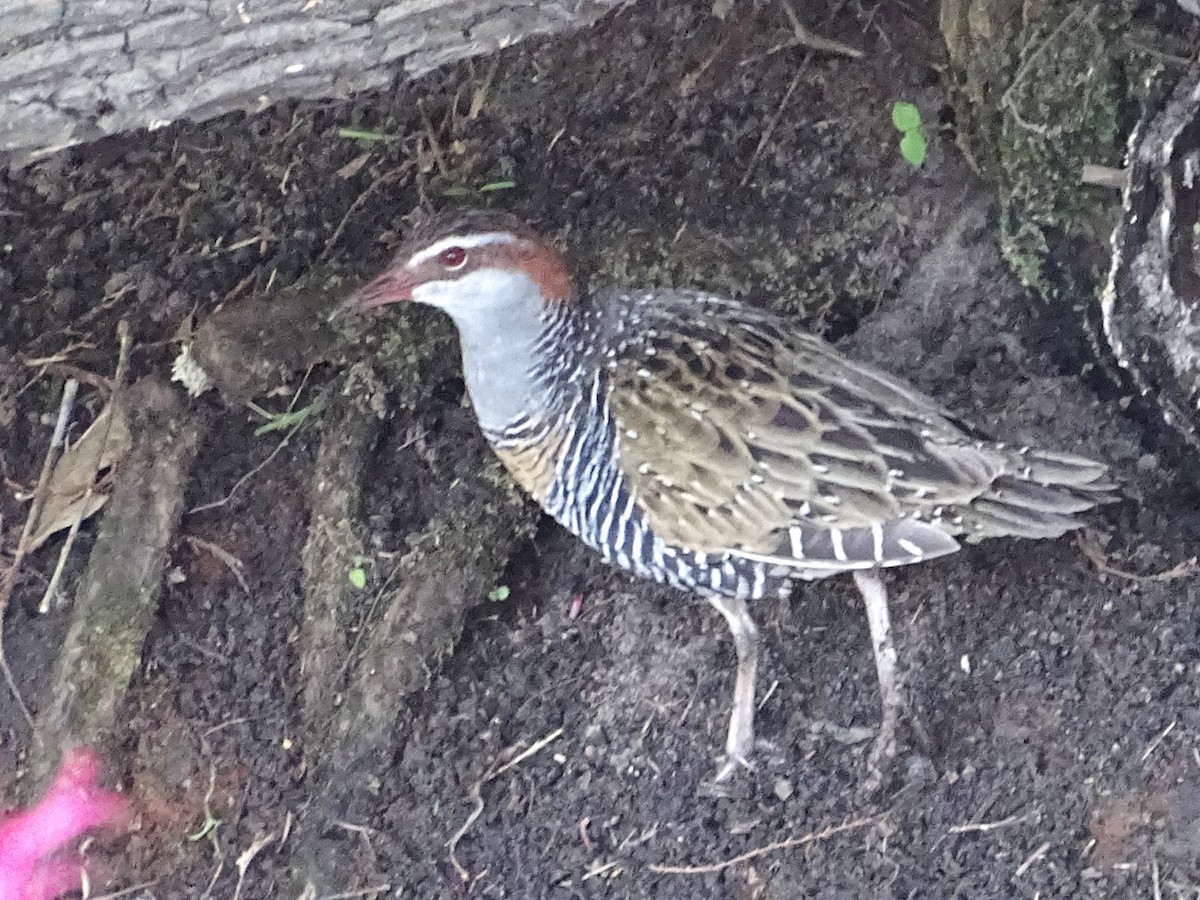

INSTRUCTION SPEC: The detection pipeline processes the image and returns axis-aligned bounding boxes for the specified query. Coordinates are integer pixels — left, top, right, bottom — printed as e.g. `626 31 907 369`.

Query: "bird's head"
341 211 574 329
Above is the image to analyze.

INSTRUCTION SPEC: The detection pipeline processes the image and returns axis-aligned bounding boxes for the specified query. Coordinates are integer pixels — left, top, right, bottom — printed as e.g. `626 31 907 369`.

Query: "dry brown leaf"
26 404 132 550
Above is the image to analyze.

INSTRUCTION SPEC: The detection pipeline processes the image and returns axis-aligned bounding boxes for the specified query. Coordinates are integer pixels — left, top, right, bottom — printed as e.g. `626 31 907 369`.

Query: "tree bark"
1101 58 1200 453
1 0 626 162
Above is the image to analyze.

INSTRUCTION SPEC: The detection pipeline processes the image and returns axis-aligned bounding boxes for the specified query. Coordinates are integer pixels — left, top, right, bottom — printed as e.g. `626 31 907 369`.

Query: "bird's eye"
439 246 467 269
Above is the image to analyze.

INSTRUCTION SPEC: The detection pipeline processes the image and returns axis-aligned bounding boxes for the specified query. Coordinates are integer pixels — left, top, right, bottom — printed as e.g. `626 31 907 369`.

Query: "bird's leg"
852 570 902 789
706 594 760 782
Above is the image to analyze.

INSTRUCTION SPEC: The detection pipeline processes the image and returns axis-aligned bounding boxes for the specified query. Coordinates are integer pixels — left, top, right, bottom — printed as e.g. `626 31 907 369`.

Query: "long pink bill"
330 269 417 320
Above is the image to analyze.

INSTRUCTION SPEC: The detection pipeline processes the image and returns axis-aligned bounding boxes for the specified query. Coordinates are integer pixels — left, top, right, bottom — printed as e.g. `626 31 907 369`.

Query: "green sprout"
348 554 369 590
891 102 927 168
337 127 399 143
440 179 517 198
187 812 222 843
487 585 510 602
249 397 326 437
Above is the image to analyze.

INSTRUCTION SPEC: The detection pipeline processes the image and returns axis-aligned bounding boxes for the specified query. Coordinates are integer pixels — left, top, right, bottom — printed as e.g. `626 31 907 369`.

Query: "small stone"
104 271 133 295
904 755 936 787
773 778 793 801
50 287 77 316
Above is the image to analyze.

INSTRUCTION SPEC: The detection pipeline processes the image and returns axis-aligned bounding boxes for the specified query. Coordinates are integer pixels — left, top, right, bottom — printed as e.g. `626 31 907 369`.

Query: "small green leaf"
348 567 367 590
338 128 397 142
254 397 326 436
891 102 922 134
488 585 510 602
187 814 222 842
440 179 516 198
899 130 927 167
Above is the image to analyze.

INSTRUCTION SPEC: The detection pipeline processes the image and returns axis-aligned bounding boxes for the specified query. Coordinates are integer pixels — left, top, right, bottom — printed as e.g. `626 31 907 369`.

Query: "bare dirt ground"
3 1 1200 897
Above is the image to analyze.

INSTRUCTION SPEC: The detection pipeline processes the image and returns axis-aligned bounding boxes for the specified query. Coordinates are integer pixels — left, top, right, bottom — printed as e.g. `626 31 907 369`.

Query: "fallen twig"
648 813 883 875
1076 530 1198 583
19 360 113 394
89 881 161 900
1013 840 1051 877
778 0 862 59
188 415 307 515
316 889 392 900
740 61 808 188
0 376 80 730
320 163 414 262
1140 719 1176 764
932 811 1029 849
183 535 252 595
946 813 1027 836
740 0 862 67
680 29 739 96
232 831 277 900
1000 6 1091 137
446 727 564 881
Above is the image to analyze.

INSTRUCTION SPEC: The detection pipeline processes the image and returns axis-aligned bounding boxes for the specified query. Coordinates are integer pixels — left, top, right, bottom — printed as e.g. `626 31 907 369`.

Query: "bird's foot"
862 702 900 795
713 747 754 785
711 755 750 786
710 737 779 786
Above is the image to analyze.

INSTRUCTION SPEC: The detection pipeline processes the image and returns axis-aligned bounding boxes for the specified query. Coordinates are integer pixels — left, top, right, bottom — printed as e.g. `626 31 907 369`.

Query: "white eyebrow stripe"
407 232 517 266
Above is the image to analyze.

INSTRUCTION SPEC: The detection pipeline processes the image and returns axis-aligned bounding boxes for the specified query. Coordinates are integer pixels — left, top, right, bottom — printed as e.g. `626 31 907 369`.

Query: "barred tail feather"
959 449 1119 542
733 517 960 573
1018 449 1112 488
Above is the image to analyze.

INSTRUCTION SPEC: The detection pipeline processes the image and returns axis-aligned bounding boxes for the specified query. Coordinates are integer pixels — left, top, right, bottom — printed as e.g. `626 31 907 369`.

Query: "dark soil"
3 1 1200 897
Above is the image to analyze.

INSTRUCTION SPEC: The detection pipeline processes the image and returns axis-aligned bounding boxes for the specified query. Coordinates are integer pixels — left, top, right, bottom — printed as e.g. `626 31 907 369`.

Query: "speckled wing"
604 292 1090 571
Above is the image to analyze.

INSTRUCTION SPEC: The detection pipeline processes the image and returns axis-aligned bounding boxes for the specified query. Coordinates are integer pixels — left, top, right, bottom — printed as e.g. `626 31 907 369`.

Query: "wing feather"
603 293 1012 566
